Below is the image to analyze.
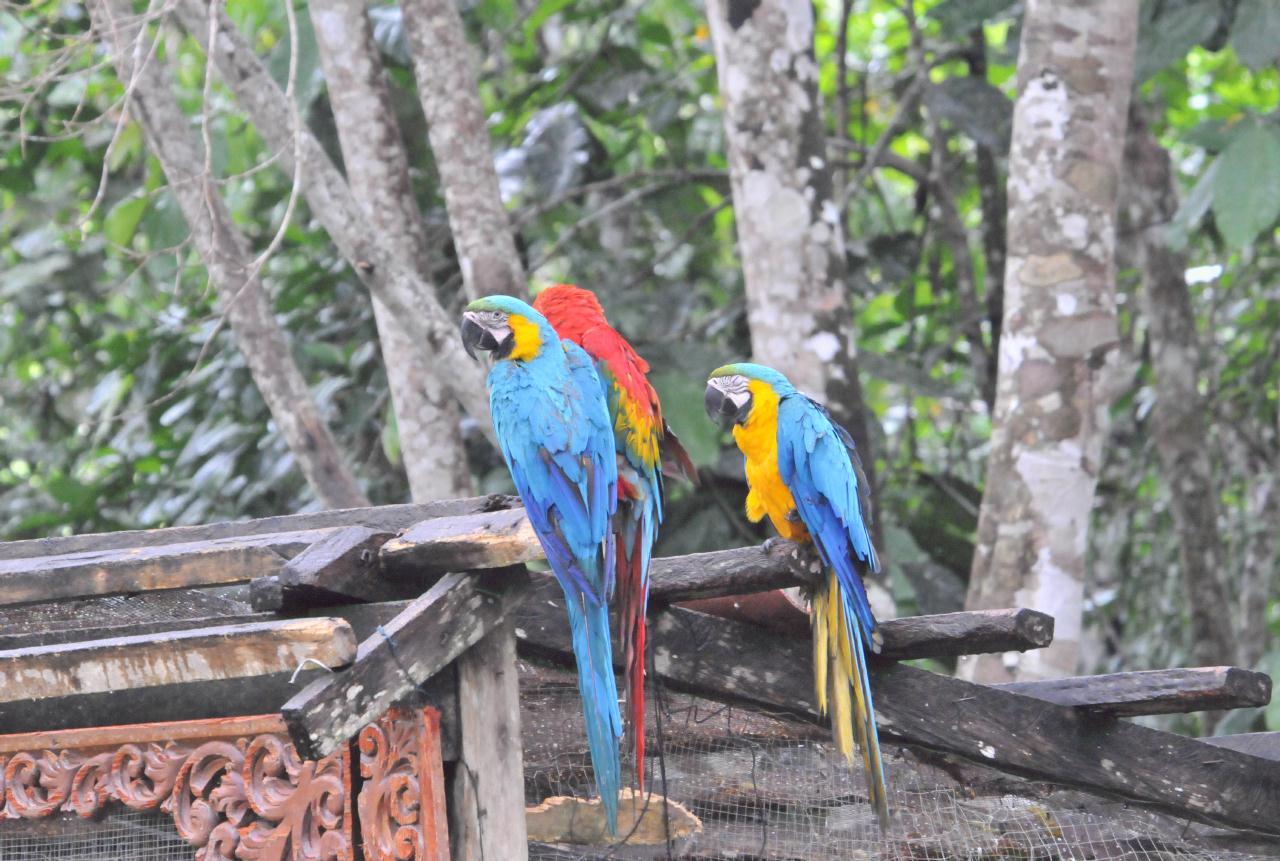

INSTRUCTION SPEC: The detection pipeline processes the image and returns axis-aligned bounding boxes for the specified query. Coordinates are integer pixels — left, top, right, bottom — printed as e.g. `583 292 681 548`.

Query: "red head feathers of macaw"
533 283 697 791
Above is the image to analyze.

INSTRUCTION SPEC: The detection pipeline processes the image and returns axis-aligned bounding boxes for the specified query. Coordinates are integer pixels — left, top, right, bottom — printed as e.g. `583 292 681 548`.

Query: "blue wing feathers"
487 337 622 832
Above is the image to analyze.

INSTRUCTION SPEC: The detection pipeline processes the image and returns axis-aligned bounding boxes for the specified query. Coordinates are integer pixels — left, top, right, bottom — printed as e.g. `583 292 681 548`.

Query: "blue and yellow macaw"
705 362 888 827
461 295 623 832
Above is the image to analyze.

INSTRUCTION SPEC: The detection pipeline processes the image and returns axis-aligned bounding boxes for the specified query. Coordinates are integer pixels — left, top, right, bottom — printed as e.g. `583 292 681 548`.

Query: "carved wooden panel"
357 706 448 861
0 715 353 861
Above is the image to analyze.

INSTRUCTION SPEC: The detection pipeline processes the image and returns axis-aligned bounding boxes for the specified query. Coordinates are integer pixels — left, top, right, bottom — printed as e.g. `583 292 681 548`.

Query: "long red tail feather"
617 526 647 790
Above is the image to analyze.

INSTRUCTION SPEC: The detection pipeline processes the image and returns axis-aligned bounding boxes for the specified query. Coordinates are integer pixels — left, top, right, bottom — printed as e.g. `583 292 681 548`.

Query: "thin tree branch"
309 0 470 501
87 0 369 509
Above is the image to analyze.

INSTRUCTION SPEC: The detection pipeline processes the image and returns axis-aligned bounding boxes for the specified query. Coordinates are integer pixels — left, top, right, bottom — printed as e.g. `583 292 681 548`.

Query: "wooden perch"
1203 731 1280 761
515 577 1053 663
250 525 398 611
0 491 515 561
630 606 1280 835
381 507 541 577
0 618 355 705
1001 667 1272 717
0 531 315 607
282 566 531 760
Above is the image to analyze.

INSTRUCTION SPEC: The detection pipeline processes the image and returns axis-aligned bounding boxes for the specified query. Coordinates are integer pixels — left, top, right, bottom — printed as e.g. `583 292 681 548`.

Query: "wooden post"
449 619 528 861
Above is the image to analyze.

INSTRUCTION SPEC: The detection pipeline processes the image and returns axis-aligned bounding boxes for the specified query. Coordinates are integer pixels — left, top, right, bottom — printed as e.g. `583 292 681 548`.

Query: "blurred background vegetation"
1 0 1277 731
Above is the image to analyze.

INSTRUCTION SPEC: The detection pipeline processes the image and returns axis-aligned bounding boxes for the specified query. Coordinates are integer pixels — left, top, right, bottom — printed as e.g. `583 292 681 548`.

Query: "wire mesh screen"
0 808 194 861
519 660 1276 861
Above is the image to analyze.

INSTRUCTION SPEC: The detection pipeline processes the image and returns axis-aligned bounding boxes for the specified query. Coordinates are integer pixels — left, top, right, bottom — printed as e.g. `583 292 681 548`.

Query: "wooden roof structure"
1 492 1277 853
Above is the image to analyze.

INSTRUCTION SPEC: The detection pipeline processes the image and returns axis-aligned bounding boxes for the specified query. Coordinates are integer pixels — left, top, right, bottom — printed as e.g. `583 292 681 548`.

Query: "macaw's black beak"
705 382 752 427
460 312 506 361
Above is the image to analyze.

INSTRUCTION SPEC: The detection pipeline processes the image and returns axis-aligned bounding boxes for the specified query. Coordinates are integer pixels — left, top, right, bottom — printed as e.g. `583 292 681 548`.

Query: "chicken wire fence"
519 660 1275 861
0 808 194 861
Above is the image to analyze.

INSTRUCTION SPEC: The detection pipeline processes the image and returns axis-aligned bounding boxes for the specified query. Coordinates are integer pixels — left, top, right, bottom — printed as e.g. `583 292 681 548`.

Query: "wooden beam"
631 606 1280 835
0 618 355 704
0 714 288 753
1000 667 1272 717
515 577 1053 663
0 494 518 561
648 540 818 603
380 507 541 577
1203 732 1280 762
250 526 399 611
0 532 316 607
282 566 531 760
449 620 528 861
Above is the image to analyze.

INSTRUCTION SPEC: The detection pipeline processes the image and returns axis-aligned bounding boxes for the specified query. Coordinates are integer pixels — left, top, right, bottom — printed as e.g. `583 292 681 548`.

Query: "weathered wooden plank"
1000 667 1272 717
649 540 819 602
0 494 518 560
1202 731 1280 761
874 608 1054 660
0 618 355 704
250 526 399 611
449 620 528 861
515 577 1053 663
380 508 541 577
282 566 531 760
0 532 315 607
631 606 1280 835
0 714 288 753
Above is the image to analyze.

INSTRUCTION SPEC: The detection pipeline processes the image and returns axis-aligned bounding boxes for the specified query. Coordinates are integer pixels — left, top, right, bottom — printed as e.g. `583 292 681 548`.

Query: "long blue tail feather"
564 584 623 834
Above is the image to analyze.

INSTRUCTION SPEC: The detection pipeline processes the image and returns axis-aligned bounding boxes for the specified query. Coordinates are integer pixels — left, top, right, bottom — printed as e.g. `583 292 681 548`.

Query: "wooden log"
449 620 528 861
0 618 355 704
649 540 819 603
1203 731 1280 761
0 532 316 607
515 576 1053 663
380 508 541 577
630 606 1280 835
282 566 531 760
250 526 399 611
0 494 518 561
999 667 1272 717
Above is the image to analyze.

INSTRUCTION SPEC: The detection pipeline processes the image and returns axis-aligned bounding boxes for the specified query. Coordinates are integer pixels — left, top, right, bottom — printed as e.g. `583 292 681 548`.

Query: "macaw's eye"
483 311 508 326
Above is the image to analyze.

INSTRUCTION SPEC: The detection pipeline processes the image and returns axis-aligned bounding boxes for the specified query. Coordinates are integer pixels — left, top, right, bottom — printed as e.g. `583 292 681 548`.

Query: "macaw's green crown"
709 362 795 392
464 295 542 320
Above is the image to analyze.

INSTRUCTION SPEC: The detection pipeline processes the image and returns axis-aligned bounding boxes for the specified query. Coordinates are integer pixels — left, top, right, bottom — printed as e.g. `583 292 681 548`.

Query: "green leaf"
1211 124 1280 248
1136 0 1220 82
928 0 1015 35
1166 157 1218 248
1231 0 1280 68
524 0 574 39
381 401 401 467
104 195 148 247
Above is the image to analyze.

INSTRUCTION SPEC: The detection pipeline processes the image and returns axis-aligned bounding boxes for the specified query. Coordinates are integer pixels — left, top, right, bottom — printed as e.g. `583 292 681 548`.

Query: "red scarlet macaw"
533 284 696 789
461 295 623 832
705 362 889 827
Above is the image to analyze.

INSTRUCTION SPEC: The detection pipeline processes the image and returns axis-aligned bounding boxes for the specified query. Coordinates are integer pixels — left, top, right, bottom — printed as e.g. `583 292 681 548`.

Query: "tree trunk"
1120 109 1236 668
88 0 368 511
704 0 879 503
171 0 497 442
961 0 1139 684
401 0 527 302
309 0 470 500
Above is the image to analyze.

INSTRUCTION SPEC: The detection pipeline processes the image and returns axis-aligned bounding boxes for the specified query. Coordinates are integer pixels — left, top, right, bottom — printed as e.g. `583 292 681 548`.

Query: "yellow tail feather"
812 572 890 829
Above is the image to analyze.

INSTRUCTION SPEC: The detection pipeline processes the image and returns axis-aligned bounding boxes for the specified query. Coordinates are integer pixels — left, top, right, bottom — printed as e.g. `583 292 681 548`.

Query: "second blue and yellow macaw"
461 295 623 833
705 362 889 827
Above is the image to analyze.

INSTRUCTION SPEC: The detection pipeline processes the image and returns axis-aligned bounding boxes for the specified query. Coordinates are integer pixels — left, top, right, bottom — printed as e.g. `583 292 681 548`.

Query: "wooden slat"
1000 667 1272 717
0 532 316 607
250 525 398 611
628 606 1280 835
0 494 517 561
515 577 1053 663
0 714 288 753
1203 731 1280 761
0 618 355 704
380 508 541 576
282 566 532 760
649 539 819 602
449 620 528 861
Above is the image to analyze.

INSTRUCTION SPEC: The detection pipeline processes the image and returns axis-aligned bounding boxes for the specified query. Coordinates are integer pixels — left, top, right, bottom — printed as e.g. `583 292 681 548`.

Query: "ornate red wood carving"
0 716 353 861
356 706 449 861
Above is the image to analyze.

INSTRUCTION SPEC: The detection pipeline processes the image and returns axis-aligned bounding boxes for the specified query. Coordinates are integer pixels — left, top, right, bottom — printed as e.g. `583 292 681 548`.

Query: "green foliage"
1 0 1277 716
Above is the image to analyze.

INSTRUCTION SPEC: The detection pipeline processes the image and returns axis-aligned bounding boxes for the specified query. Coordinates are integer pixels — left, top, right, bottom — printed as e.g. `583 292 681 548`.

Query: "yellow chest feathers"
731 381 807 540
